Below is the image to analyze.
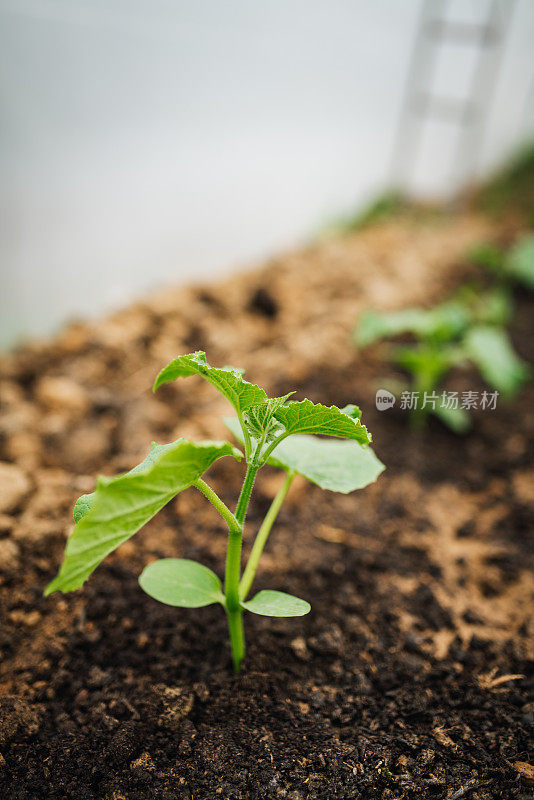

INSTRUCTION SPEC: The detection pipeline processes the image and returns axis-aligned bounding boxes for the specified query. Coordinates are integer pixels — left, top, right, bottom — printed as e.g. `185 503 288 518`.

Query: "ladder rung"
425 19 499 45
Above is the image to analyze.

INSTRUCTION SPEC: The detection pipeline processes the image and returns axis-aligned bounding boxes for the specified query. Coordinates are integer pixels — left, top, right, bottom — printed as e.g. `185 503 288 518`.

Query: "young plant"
469 232 534 292
354 286 530 432
45 351 384 671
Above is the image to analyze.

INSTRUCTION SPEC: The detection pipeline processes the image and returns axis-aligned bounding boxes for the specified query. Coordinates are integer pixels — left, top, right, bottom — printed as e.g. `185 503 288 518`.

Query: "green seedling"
45 351 384 671
469 233 534 292
355 287 529 432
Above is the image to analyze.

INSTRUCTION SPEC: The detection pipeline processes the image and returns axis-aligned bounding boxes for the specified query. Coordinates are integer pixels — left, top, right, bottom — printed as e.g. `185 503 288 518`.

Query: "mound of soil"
0 213 532 799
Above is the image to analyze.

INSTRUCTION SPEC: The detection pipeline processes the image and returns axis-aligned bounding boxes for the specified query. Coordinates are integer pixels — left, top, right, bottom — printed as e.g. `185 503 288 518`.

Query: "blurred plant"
341 192 407 231
45 351 384 672
469 232 534 292
354 284 529 433
477 142 534 224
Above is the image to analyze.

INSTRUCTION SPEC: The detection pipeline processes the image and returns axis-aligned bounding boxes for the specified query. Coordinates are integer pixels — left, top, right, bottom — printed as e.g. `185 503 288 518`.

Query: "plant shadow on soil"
0 218 533 799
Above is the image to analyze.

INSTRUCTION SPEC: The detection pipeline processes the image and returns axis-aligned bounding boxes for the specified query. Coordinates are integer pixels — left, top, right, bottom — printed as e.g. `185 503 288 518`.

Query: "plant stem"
225 520 245 671
226 463 257 606
226 606 245 672
193 478 240 531
237 412 252 461
223 462 259 672
239 470 294 600
260 431 291 465
234 463 259 526
410 373 435 431
194 477 245 671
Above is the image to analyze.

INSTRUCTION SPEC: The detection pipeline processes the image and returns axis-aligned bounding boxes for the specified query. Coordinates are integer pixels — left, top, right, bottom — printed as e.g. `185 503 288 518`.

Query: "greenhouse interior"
1 1 533 798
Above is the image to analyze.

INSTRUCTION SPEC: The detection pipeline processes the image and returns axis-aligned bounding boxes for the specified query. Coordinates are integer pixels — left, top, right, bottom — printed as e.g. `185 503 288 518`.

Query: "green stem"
225 522 243 609
234 463 259 526
225 462 260 672
260 431 291 465
240 470 294 600
410 372 436 431
194 478 240 531
254 430 268 462
194 477 245 671
225 524 244 671
237 412 252 462
226 607 245 672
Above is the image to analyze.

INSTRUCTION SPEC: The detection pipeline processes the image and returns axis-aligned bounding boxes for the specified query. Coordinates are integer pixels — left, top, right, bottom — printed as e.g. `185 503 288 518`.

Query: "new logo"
375 389 395 410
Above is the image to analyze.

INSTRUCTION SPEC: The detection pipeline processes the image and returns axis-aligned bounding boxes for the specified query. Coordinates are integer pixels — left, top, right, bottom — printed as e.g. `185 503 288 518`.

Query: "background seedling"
46 351 384 671
468 232 534 292
354 280 530 432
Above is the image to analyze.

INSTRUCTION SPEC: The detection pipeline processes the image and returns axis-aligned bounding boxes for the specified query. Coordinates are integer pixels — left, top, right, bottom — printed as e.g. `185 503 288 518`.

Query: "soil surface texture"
0 212 532 799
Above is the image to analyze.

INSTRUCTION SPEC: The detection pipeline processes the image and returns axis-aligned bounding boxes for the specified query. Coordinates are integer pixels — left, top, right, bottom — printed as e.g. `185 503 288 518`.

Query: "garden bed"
0 211 532 799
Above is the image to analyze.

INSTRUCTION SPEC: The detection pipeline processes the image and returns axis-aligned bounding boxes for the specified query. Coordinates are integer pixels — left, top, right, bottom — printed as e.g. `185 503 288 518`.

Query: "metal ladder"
391 0 516 195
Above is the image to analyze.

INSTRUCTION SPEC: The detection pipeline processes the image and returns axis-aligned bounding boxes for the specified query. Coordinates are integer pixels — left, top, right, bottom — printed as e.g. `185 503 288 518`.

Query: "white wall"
1 0 533 347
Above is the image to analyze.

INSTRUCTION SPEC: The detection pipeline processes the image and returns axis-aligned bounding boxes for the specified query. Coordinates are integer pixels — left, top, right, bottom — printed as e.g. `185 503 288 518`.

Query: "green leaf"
242 590 310 617
393 343 465 388
71 441 183 524
355 308 432 346
73 493 94 523
474 287 513 327
269 436 384 493
225 417 384 494
506 234 534 290
139 559 224 607
244 394 294 441
340 404 362 420
433 404 471 434
45 439 241 595
153 351 268 414
463 325 530 397
355 302 470 347
273 399 371 444
468 242 505 274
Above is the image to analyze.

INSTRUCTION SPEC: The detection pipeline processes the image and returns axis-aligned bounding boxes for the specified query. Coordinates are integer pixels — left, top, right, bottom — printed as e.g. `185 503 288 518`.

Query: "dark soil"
0 213 532 799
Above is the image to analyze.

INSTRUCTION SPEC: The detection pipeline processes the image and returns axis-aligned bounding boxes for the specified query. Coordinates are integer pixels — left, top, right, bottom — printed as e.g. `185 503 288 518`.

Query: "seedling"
355 286 530 432
45 351 384 671
469 233 534 292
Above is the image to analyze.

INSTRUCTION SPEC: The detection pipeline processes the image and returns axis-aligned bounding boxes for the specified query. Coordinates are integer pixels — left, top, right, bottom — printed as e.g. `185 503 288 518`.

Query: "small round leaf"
242 590 311 617
139 559 224 608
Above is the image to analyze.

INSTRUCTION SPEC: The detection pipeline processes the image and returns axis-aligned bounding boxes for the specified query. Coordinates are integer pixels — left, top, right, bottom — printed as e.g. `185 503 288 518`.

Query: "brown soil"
0 213 532 799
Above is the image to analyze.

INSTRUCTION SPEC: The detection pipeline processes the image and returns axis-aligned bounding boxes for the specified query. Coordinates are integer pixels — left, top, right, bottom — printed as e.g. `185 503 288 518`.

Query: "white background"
2 0 534 346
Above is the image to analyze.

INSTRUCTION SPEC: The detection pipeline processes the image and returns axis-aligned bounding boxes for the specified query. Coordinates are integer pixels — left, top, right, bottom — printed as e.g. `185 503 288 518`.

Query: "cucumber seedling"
45 351 384 671
468 232 534 292
354 286 530 432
